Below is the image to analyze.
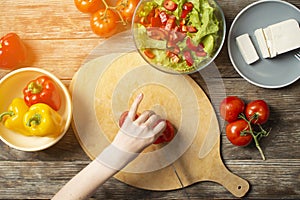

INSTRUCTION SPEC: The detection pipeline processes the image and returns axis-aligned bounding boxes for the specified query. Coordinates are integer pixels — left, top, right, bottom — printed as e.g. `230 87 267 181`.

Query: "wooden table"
0 0 299 199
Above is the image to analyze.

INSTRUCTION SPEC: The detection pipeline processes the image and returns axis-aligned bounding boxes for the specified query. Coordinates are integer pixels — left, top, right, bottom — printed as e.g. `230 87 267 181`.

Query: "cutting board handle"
211 163 250 197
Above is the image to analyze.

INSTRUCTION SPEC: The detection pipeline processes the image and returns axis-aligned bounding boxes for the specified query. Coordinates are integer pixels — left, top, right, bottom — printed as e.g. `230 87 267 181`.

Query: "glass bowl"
132 0 226 74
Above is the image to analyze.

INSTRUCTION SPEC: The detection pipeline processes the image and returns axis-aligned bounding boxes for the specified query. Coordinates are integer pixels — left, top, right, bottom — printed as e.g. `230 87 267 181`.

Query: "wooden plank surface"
0 0 300 199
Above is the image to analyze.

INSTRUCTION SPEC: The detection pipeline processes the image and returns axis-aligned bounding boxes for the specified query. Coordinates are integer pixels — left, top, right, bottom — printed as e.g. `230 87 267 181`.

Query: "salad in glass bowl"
132 0 226 74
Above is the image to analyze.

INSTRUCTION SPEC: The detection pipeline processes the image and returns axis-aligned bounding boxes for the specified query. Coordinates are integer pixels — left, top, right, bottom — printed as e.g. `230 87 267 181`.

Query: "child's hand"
112 93 166 153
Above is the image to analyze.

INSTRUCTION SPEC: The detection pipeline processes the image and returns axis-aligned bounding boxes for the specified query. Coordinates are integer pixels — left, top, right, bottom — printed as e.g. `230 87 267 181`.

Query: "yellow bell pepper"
0 98 30 135
23 103 64 137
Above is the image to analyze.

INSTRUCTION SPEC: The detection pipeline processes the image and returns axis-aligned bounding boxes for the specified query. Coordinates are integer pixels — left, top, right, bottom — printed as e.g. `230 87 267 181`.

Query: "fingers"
134 110 154 125
144 114 161 128
125 93 167 141
135 110 162 128
127 93 143 120
153 120 166 135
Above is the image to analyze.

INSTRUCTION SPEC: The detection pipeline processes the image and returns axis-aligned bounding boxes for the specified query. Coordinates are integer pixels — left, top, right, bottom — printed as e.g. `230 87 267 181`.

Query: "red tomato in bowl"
220 96 245 122
245 100 270 124
163 0 178 11
226 119 252 146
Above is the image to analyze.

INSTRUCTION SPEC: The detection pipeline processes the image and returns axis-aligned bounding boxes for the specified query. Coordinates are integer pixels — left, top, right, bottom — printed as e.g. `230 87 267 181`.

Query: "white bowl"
0 67 72 151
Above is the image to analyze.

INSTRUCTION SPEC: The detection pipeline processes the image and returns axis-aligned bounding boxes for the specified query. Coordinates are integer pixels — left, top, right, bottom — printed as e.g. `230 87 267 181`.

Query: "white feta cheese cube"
254 28 270 58
263 27 277 58
269 19 300 55
254 19 300 59
236 33 259 65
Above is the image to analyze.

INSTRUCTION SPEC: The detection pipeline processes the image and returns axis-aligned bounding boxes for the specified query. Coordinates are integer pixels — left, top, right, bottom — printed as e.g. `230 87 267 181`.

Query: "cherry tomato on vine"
74 0 104 13
245 100 270 125
90 9 119 38
116 0 139 22
0 33 27 70
226 119 252 146
220 96 245 122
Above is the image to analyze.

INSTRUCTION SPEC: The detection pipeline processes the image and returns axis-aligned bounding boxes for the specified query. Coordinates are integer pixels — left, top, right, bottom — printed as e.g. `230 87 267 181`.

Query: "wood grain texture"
0 0 299 199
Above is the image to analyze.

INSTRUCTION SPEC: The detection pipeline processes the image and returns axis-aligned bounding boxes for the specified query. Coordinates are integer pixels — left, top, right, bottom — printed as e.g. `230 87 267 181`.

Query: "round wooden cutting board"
71 51 249 197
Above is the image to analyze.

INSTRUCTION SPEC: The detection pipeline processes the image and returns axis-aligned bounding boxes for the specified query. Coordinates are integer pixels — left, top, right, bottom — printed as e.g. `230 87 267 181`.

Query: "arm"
52 159 118 200
52 93 166 199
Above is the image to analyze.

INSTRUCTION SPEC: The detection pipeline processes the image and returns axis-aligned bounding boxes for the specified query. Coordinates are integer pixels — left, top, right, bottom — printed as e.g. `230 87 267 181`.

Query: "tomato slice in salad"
181 2 194 18
138 3 198 66
163 0 178 12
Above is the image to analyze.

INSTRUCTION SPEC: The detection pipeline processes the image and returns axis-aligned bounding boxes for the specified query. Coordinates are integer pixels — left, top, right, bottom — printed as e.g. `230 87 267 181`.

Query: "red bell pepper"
181 2 193 18
150 16 163 27
159 11 168 24
0 33 27 70
144 49 156 59
164 16 176 31
23 76 61 111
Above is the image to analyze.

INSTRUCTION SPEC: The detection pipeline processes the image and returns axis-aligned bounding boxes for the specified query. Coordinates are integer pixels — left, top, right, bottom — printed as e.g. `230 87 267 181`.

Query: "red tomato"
181 2 193 18
226 120 252 146
0 33 27 70
119 111 175 144
74 0 104 13
90 9 119 38
116 0 139 22
245 100 270 124
220 96 245 122
153 120 175 144
163 0 178 11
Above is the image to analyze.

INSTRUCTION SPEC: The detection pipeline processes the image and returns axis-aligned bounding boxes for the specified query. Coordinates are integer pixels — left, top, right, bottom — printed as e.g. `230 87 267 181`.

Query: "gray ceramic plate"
228 0 300 88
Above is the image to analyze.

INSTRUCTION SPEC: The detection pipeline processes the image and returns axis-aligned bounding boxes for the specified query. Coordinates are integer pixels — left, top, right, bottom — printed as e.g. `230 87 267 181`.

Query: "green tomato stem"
101 0 109 8
101 0 127 25
252 134 266 160
239 113 267 160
